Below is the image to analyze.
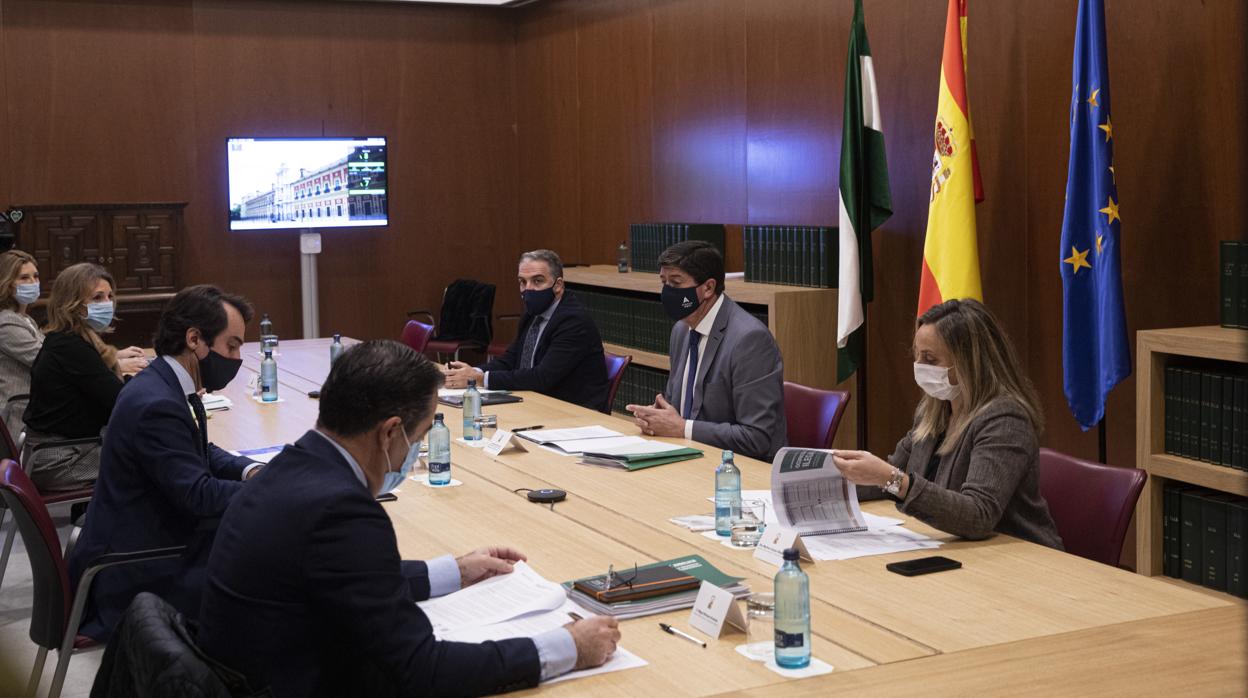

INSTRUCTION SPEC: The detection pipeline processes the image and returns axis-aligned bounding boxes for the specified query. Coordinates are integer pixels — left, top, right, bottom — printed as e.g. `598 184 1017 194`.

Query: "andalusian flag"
837 0 892 383
917 0 984 317
1060 0 1129 430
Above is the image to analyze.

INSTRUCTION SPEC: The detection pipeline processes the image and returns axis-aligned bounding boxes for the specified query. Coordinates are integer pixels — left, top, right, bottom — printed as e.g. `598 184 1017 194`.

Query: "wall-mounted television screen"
227 137 387 230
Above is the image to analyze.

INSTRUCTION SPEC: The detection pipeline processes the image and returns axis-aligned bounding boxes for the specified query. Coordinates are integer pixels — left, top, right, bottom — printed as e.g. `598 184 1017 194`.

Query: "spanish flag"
917 0 983 317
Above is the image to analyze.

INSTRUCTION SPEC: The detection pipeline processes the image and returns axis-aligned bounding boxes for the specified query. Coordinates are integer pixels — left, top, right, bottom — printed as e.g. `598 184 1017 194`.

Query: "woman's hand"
118 355 151 375
831 449 895 487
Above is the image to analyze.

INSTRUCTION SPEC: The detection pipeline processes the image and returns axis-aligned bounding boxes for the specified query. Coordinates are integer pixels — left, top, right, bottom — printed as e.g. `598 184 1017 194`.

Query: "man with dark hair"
68 284 262 640
626 241 786 461
199 341 619 696
443 249 610 411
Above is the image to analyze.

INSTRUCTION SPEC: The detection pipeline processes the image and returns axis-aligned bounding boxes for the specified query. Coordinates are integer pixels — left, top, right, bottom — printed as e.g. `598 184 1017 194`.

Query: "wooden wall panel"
574 0 653 266
649 0 746 227
513 0 1248 512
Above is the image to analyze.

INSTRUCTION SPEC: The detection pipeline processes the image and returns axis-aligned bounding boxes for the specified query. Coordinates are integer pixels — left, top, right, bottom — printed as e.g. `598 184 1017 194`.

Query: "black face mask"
199 346 243 392
522 286 557 316
661 284 701 321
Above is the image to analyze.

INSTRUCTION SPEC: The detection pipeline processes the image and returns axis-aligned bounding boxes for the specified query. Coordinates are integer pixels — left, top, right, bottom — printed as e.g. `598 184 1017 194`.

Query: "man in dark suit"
627 241 786 462
198 340 619 696
443 249 610 411
68 285 260 641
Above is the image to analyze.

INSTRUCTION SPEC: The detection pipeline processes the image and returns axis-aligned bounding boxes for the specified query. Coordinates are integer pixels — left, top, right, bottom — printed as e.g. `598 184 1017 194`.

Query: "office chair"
1037 447 1147 566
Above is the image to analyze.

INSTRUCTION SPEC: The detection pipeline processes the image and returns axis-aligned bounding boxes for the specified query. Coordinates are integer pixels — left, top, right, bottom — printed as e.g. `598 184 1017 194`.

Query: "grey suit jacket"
888 398 1063 549
664 295 786 462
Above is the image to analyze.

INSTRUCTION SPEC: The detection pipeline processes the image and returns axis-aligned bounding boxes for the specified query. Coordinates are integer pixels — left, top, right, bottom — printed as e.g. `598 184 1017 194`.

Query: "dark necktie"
682 331 701 419
187 393 209 457
520 316 546 369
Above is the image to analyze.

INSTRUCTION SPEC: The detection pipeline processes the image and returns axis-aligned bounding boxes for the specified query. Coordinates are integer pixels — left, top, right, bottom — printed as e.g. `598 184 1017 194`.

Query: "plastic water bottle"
428 413 451 486
260 348 279 402
617 241 629 273
463 379 482 441
714 449 741 536
329 333 344 364
774 548 811 669
259 313 273 337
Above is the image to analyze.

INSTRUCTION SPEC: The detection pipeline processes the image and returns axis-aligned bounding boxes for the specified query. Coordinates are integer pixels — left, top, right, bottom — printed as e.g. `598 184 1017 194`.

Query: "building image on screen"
227 137 388 230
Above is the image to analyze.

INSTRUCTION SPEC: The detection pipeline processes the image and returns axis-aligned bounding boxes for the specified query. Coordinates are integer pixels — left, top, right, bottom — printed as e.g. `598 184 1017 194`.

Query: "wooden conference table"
215 339 1244 696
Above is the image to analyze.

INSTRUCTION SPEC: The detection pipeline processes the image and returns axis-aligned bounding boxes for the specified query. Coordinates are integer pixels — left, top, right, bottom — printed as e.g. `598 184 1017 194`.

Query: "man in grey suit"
626 241 786 462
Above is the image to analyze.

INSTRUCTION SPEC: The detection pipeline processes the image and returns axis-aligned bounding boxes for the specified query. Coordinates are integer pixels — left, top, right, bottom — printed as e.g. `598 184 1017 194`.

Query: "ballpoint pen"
567 612 584 622
658 622 706 648
511 425 544 432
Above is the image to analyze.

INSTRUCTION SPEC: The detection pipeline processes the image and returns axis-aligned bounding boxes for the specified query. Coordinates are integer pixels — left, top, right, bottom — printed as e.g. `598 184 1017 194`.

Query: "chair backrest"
783 382 851 449
602 352 633 415
1037 447 1148 566
400 319 435 354
0 459 72 649
435 279 496 343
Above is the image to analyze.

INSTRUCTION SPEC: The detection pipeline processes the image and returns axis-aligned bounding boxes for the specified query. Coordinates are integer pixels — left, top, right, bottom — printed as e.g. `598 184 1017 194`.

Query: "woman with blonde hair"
832 298 1063 549
21 262 148 491
0 249 43 438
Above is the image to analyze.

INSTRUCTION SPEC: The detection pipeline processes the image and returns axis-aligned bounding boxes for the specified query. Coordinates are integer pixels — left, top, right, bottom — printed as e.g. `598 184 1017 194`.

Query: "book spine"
745 227 754 282
1222 374 1235 467
1202 494 1228 591
1237 376 1247 470
1201 371 1213 463
1164 485 1182 578
1212 373 1225 466
1229 500 1247 598
1183 369 1197 460
1221 240 1236 327
1240 240 1248 328
820 228 829 288
1165 366 1178 456
1180 489 1204 584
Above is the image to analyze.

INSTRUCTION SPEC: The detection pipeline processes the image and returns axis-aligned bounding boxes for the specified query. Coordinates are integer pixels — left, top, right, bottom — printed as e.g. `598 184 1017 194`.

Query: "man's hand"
442 361 484 390
566 616 620 670
456 545 527 587
625 393 685 437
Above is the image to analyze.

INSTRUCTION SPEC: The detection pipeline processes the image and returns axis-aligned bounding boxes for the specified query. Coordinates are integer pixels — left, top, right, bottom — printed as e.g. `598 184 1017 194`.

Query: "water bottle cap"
434 412 444 421
333 333 340 341
467 379 477 388
783 548 800 561
722 450 734 460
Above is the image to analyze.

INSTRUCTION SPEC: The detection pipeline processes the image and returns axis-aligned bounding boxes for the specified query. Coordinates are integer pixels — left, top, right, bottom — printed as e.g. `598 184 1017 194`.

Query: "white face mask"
914 362 961 401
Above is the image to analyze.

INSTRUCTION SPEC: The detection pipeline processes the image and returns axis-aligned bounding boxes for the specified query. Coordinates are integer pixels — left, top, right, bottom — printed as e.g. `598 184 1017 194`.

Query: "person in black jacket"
22 262 148 491
198 340 619 696
443 249 610 411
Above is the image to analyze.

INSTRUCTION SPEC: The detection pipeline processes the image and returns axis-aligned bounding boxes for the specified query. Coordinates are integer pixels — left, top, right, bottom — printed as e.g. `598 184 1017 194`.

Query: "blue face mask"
522 286 557 316
14 282 39 306
379 431 420 495
85 301 115 331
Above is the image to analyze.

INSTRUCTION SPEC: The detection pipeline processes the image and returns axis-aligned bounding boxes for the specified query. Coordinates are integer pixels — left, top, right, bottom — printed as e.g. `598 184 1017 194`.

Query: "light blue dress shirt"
310 429 578 680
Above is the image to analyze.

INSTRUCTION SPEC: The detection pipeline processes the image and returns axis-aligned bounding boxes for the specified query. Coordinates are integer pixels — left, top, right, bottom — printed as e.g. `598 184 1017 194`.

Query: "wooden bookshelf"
564 265 855 448
1135 326 1248 578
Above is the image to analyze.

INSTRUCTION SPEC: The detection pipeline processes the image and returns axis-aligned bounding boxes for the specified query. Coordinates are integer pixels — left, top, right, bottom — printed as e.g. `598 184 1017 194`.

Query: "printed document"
770 448 868 535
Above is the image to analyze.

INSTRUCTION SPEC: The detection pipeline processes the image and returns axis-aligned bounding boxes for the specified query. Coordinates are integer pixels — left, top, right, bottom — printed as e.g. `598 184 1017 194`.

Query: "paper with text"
417 562 566 633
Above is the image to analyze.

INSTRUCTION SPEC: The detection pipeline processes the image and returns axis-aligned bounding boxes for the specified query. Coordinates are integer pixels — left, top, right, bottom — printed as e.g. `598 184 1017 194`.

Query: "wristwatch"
883 467 906 496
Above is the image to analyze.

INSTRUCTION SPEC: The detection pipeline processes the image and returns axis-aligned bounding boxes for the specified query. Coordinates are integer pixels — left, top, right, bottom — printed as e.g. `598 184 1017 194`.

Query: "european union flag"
1060 0 1130 431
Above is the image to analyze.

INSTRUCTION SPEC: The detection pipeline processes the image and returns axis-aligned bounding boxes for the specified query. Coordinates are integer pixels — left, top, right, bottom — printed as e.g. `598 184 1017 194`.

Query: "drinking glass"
730 499 767 548
742 592 775 661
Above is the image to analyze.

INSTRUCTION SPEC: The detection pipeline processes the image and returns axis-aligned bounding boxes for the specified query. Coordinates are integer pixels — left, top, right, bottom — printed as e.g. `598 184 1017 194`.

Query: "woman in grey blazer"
833 299 1063 549
0 249 44 439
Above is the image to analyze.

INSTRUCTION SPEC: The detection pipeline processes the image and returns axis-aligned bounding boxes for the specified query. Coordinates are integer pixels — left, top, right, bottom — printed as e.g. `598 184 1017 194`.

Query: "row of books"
611 364 669 415
574 286 770 358
1220 240 1248 329
1163 365 1247 469
1162 484 1246 598
628 223 726 273
743 225 839 288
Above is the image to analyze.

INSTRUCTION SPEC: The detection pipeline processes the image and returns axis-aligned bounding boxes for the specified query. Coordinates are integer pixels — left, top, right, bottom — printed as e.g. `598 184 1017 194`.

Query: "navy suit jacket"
67 358 253 641
479 291 610 411
198 431 540 697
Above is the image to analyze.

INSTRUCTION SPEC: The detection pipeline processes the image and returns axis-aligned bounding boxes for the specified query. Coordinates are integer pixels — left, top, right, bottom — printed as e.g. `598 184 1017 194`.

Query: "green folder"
580 447 703 471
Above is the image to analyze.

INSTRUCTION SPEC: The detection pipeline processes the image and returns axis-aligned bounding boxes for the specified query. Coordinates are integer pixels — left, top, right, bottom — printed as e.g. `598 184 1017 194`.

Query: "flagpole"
856 306 869 451
1097 414 1107 464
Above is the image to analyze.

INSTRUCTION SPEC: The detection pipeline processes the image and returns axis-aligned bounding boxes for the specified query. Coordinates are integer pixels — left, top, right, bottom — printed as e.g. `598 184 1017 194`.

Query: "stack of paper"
201 393 233 411
418 562 647 684
579 439 703 470
564 554 748 619
513 426 631 455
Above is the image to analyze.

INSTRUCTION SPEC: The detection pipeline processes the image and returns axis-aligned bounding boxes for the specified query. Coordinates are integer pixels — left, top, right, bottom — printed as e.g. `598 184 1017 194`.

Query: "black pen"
512 425 544 433
567 612 584 622
658 622 706 648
